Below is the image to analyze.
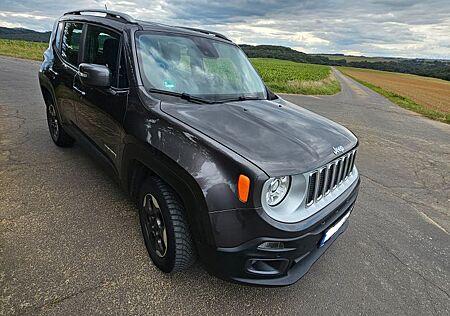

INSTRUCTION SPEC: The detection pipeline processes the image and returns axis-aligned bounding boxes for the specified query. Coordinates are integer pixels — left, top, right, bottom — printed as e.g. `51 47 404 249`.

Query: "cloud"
0 0 449 58
0 12 51 20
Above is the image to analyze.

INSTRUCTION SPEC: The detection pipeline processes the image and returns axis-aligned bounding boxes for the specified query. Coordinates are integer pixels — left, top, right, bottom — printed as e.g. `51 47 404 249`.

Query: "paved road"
1 57 449 315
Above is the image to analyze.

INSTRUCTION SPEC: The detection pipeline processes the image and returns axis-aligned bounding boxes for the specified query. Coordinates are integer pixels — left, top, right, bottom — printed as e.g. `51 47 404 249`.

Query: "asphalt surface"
1 57 449 315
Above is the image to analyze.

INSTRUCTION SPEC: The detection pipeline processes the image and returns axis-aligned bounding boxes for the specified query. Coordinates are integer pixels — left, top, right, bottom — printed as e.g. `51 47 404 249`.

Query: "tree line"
240 44 450 81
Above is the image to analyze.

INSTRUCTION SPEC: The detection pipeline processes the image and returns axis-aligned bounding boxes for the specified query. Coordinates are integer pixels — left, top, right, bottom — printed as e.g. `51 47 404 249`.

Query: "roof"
62 9 232 42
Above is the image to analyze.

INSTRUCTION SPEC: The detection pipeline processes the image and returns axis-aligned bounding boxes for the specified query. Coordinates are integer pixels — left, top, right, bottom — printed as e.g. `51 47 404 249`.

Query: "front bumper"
202 178 360 287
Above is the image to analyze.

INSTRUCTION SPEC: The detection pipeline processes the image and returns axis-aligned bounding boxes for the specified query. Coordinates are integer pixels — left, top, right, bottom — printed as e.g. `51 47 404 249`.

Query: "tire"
138 176 196 273
45 100 74 147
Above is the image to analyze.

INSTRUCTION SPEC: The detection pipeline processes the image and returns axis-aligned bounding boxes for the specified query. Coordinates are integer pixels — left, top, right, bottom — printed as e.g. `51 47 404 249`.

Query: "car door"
52 21 84 128
75 24 129 171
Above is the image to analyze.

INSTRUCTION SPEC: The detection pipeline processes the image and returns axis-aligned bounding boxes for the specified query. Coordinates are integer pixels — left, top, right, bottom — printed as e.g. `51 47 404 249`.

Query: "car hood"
161 98 358 176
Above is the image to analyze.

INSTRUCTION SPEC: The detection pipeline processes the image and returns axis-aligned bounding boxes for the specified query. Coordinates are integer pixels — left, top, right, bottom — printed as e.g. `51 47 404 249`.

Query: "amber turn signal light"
238 174 250 203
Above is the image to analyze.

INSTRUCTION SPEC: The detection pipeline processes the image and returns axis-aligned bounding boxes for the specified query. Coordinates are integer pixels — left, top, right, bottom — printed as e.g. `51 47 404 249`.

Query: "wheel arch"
122 142 216 254
39 75 59 112
40 84 54 106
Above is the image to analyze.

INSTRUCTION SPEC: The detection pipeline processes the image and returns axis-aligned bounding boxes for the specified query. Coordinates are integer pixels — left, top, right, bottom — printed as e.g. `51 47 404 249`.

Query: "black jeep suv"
39 9 360 286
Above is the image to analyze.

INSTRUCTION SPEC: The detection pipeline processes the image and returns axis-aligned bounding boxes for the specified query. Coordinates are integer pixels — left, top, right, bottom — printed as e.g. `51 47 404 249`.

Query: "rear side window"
84 25 121 86
61 22 83 66
54 22 63 51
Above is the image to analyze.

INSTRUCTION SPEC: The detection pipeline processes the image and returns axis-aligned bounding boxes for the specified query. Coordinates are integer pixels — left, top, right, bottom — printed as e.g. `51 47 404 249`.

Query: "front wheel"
138 176 196 273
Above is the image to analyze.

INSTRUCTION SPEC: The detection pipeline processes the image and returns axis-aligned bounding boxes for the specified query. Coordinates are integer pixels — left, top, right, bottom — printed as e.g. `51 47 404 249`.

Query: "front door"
75 24 129 171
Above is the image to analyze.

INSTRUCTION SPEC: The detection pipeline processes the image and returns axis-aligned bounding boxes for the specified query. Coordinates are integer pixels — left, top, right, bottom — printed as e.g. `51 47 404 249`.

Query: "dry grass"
286 72 338 91
340 67 450 123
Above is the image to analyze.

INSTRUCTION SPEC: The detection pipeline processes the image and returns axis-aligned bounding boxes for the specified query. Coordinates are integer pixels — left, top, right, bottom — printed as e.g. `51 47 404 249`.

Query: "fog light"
258 241 284 250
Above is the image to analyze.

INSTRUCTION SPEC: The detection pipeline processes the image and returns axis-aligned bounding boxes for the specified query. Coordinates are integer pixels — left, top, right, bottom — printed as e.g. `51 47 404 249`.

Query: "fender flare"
39 74 56 105
121 141 216 253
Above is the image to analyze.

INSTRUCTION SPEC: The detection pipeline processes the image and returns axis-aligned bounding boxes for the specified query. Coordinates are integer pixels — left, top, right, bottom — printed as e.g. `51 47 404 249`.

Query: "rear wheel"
138 176 196 272
46 101 74 147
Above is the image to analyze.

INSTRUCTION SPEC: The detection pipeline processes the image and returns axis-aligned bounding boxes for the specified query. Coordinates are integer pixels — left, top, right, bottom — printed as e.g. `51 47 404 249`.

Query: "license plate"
319 211 351 247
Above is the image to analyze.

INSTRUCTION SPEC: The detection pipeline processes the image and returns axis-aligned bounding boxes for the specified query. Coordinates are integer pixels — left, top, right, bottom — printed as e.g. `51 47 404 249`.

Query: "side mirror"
78 63 111 87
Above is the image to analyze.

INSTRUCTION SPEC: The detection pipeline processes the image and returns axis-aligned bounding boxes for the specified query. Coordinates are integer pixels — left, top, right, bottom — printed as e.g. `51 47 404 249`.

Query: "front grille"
306 172 317 205
325 163 334 193
306 149 357 207
317 168 326 200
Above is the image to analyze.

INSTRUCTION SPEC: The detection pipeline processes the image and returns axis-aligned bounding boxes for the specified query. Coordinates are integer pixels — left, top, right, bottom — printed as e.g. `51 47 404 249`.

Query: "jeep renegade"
39 9 360 286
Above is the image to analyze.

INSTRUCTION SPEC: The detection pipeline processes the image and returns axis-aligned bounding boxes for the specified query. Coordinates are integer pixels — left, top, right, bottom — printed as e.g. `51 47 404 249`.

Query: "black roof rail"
176 26 231 42
63 9 136 24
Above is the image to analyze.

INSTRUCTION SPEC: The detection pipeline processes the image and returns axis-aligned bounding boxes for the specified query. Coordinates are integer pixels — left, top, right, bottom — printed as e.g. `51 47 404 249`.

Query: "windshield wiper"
217 95 265 103
148 88 213 104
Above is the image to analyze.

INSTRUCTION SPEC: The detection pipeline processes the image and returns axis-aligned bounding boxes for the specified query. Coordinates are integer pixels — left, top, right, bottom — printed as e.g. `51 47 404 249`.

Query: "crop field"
250 58 340 95
0 39 47 61
340 67 450 123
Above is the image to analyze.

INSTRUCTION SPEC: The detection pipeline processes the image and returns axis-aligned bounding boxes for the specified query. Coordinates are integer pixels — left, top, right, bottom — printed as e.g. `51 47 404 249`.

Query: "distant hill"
241 44 450 81
0 27 50 42
314 54 401 63
240 44 330 65
315 53 450 64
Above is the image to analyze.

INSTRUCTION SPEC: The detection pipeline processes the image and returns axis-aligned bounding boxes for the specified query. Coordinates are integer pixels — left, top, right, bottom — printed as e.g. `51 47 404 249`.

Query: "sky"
1 0 450 59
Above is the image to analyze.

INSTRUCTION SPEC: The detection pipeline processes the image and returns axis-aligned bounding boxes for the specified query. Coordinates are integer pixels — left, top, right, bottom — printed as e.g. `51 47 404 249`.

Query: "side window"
61 22 83 66
84 25 121 87
54 22 63 51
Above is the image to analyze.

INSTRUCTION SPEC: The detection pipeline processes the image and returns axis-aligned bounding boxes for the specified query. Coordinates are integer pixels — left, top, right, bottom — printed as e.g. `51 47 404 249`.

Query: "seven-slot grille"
306 149 357 206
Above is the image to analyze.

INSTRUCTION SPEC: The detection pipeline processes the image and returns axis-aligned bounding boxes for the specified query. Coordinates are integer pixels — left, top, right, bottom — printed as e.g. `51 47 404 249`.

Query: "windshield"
135 31 267 102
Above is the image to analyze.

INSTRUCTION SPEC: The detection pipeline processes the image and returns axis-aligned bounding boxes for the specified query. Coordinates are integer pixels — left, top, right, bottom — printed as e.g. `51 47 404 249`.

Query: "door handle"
106 88 129 96
73 85 86 96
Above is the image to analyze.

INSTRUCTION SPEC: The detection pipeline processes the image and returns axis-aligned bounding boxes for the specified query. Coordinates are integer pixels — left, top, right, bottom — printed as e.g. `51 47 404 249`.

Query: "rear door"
52 22 84 127
75 24 129 170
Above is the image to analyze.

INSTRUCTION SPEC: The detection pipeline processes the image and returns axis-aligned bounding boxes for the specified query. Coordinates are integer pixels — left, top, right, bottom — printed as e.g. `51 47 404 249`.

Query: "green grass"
0 39 47 61
250 58 340 95
344 74 450 124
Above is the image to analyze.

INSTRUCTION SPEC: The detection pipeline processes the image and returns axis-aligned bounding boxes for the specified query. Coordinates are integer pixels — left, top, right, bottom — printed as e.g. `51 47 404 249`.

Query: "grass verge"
250 58 340 95
344 74 450 124
0 39 47 61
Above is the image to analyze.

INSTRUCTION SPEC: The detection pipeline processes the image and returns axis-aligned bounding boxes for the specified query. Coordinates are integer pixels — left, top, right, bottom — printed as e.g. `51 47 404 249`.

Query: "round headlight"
265 176 291 206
